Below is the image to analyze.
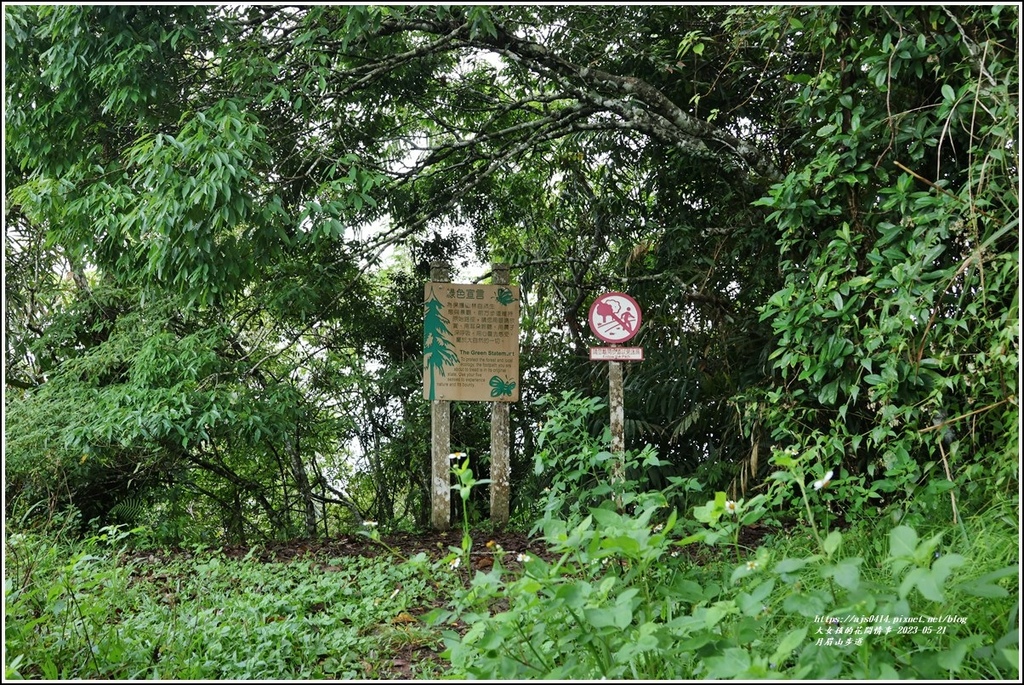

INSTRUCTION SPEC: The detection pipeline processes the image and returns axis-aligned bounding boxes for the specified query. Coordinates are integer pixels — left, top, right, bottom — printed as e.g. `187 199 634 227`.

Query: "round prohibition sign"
588 292 642 343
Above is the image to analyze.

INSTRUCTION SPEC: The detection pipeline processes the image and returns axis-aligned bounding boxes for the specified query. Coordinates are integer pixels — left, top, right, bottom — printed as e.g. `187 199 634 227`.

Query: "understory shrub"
435 393 1019 680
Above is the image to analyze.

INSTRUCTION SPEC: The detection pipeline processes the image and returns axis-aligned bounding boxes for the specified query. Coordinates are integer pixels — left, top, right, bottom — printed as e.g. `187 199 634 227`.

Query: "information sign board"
423 283 520 402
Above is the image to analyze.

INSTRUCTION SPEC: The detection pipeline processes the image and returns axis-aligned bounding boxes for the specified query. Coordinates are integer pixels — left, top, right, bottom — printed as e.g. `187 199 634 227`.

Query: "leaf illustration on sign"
489 375 516 397
423 286 459 401
495 287 515 306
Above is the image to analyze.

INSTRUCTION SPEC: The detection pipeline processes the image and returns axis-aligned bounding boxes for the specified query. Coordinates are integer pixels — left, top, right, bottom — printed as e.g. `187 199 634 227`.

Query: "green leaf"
953 565 1017 598
589 507 623 528
828 558 862 592
554 582 589 609
774 557 811 574
936 640 970 672
704 647 751 679
771 626 808 665
584 602 632 630
888 525 918 558
782 591 827 617
600 535 642 557
823 530 842 556
908 567 943 602
737 579 775 617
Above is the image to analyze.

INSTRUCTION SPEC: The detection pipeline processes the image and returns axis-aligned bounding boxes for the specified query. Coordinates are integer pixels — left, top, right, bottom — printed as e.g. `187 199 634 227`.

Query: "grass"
4 529 462 680
4 492 1019 680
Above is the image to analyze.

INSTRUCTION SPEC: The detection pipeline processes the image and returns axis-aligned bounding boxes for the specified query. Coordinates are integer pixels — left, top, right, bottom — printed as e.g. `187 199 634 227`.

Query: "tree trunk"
287 428 318 538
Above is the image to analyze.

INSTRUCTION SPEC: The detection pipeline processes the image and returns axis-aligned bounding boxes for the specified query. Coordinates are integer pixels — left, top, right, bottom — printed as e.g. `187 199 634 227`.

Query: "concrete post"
490 263 511 528
430 261 451 530
609 357 625 508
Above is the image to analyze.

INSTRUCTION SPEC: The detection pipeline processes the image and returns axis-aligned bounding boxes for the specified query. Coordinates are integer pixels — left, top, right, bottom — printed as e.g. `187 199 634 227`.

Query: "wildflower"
746 560 758 571
670 550 680 558
652 523 664 533
448 451 467 461
362 520 378 528
813 469 834 491
516 552 531 563
450 556 461 569
724 500 738 515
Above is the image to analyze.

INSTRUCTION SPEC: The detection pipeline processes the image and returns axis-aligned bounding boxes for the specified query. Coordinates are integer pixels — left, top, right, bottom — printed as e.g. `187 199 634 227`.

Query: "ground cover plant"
5 394 1019 679
4 514 468 680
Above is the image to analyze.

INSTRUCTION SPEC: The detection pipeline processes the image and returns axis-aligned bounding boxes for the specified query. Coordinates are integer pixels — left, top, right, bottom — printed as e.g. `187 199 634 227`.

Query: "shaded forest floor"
127 529 549 569
117 525 777 678
111 525 778 678
128 523 774 567
119 529 561 679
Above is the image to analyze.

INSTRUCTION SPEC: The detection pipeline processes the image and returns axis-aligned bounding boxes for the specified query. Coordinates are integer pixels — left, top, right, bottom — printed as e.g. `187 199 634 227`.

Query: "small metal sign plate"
590 346 644 361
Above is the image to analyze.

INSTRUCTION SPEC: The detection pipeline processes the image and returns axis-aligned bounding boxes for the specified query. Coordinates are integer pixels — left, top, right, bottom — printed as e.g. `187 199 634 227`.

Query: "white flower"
448 452 467 461
724 500 738 515
813 469 835 491
362 520 378 528
652 523 664 533
516 553 531 563
450 556 461 569
746 560 758 571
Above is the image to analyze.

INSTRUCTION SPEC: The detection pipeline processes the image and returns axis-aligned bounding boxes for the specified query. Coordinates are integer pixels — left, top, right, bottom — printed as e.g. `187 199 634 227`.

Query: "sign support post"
489 263 511 528
429 261 452 530
608 355 626 492
587 292 643 509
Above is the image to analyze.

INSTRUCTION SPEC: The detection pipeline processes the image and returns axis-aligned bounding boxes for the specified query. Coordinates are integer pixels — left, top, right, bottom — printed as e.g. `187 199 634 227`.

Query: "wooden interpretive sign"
423 283 520 402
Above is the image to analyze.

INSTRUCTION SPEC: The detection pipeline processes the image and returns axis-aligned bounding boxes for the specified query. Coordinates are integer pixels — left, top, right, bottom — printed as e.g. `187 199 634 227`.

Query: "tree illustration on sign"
594 299 635 333
423 286 459 400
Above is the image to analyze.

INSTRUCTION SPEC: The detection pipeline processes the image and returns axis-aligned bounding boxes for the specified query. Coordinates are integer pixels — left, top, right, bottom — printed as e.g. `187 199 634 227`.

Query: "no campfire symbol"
588 292 642 344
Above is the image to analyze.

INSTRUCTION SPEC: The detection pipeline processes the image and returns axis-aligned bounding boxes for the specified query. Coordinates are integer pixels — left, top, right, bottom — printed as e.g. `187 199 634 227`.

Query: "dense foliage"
4 398 1018 679
4 2 1017 575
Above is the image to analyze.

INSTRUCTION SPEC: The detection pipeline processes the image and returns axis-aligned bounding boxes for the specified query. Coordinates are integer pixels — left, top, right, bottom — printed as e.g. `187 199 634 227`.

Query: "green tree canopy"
4 4 1017 540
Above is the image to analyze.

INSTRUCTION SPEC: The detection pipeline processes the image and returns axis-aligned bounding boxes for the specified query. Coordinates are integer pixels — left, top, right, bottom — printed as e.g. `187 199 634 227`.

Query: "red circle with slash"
588 292 642 343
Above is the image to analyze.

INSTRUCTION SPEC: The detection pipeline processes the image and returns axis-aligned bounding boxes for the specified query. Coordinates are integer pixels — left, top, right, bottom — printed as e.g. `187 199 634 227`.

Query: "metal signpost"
588 292 643 495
